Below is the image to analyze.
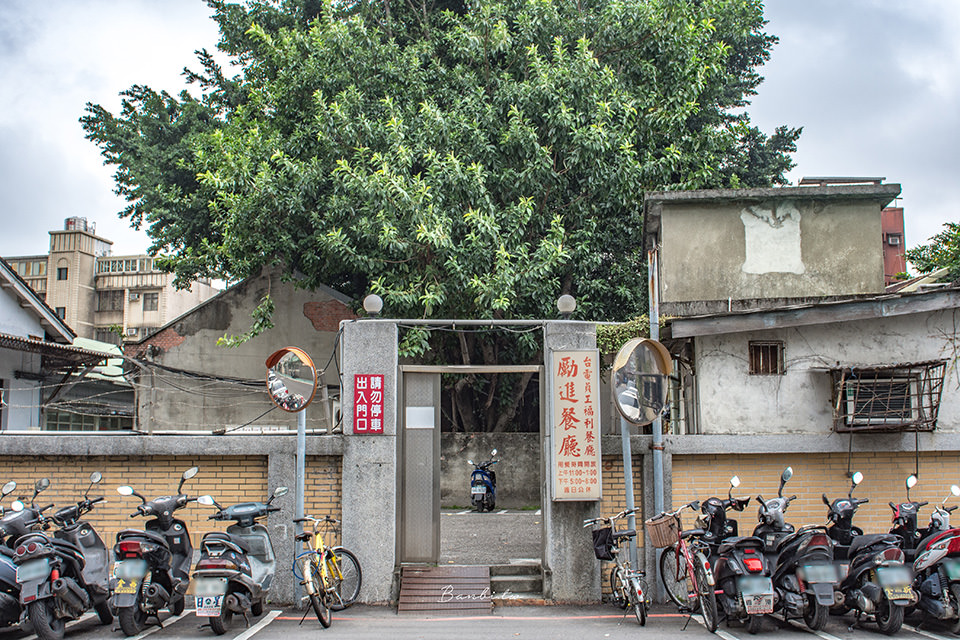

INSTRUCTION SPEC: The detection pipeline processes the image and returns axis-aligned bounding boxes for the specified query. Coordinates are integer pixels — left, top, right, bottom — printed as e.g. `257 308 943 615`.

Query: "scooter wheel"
210 609 233 635
27 601 65 640
95 600 113 625
118 605 148 637
170 596 185 616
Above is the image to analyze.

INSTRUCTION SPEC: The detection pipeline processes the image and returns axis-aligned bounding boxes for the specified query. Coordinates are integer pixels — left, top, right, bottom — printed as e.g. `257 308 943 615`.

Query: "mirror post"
295 409 306 605
620 414 639 572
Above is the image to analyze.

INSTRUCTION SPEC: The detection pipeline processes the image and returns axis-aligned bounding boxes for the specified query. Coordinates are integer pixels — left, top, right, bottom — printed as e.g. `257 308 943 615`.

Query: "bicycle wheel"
306 558 332 628
694 554 718 632
609 566 629 609
327 547 362 610
628 576 647 626
659 544 696 609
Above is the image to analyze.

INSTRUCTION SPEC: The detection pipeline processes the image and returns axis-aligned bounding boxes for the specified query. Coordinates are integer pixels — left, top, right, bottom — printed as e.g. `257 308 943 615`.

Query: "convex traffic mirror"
265 347 318 413
611 337 673 426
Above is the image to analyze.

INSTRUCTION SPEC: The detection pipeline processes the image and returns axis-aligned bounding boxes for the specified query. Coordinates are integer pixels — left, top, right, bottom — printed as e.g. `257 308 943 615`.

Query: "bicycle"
646 500 719 632
583 508 648 625
292 515 363 628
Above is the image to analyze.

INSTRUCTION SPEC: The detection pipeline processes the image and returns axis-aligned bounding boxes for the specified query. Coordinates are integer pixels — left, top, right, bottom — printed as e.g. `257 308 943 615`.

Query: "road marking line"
20 612 96 640
787 617 846 640
498 510 508 514
129 612 187 639
905 623 953 640
458 510 471 515
692 614 740 640
232 610 281 640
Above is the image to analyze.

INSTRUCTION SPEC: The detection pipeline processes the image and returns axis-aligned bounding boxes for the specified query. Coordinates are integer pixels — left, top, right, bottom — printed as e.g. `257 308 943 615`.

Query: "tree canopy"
83 0 800 331
906 222 960 281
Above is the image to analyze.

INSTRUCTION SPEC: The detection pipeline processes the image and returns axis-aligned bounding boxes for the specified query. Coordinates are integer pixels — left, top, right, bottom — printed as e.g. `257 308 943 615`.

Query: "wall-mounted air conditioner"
125 328 138 337
887 235 901 246
129 292 140 301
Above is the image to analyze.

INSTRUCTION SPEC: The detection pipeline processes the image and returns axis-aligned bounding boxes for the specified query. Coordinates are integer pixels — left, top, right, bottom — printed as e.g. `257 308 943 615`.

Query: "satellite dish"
612 337 672 426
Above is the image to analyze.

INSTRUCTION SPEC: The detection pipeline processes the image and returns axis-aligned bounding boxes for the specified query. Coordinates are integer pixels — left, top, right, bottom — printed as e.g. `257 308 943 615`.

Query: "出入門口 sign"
552 350 600 500
354 374 384 434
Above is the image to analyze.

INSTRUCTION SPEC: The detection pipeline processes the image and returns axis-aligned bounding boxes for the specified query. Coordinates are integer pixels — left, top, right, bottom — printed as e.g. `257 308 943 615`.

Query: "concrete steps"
490 561 543 604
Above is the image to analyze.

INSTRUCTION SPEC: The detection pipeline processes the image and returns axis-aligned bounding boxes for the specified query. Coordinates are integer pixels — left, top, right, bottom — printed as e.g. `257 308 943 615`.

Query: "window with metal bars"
748 341 784 375
829 361 946 432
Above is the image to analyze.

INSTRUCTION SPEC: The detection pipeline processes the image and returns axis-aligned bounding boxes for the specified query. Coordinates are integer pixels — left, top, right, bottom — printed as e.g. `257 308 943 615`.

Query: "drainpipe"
648 249 664 516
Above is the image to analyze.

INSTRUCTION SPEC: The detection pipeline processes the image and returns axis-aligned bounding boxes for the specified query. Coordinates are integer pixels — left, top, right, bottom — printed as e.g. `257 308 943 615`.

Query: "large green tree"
906 222 960 281
82 0 799 431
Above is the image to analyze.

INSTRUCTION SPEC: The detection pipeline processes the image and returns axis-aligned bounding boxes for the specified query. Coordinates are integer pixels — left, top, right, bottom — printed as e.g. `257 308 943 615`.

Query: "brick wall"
304 455 343 546
597 454 644 595
0 454 342 549
671 451 960 538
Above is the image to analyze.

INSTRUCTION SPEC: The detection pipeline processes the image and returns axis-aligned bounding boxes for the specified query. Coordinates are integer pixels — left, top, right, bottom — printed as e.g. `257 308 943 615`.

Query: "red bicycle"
647 501 719 632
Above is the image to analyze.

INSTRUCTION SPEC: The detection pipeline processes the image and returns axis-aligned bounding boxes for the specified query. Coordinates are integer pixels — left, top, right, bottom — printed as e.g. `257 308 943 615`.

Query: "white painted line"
535 509 542 515
20 612 96 640
129 612 187 639
232 610 282 640
693 613 740 640
787 617 846 640
498 510 508 514
905 623 953 640
458 510 471 515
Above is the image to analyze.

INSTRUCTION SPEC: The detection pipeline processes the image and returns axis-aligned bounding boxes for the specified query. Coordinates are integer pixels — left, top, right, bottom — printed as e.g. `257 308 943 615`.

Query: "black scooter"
112 466 200 636
753 467 836 631
826 472 915 635
192 486 288 635
0 480 24 628
704 476 775 634
13 472 112 640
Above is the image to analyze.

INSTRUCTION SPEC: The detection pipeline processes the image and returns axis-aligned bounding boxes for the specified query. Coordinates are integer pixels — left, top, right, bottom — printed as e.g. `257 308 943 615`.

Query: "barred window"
829 361 946 432
749 341 784 375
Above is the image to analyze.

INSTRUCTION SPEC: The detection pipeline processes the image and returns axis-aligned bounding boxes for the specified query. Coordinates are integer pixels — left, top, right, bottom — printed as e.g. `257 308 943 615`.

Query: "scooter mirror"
117 486 135 496
35 478 50 493
197 495 216 506
730 476 741 488
273 486 289 498
10 500 23 512
851 472 863 486
953 485 960 497
89 472 102 484
906 475 918 490
781 467 793 484
491 449 498 456
1 481 15 497
182 466 199 481
467 460 475 466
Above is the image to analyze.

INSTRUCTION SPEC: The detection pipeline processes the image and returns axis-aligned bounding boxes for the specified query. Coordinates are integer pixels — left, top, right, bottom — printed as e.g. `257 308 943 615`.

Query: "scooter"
12 472 112 640
703 476 775 634
753 467 836 631
112 466 200 636
192 486 288 635
899 480 960 631
826 472 915 635
469 449 499 512
0 480 23 629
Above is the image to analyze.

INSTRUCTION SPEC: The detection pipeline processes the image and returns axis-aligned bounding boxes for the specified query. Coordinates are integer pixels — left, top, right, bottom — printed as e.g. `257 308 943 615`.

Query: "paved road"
3 605 958 640
440 508 542 565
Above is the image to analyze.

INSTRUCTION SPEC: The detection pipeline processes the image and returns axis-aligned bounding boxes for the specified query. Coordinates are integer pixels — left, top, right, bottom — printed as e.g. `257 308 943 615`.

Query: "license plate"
944 558 960 581
15 558 49 583
114 559 147 580
740 576 774 615
471 486 486 495
193 577 228 597
196 595 223 617
801 564 837 584
876 565 912 587
114 578 140 594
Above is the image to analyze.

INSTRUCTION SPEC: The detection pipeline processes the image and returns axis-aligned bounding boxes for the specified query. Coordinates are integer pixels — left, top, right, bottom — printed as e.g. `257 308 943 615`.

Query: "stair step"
491 574 542 594
489 562 542 576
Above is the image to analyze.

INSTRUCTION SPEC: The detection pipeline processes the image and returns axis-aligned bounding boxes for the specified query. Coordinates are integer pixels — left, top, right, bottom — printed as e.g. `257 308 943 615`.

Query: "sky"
0 0 958 261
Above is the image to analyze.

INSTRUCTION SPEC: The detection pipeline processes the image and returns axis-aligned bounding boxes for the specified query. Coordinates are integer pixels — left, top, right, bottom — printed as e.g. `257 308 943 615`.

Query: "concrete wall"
693 307 960 434
130 267 354 432
659 197 885 307
441 433 540 509
0 284 43 429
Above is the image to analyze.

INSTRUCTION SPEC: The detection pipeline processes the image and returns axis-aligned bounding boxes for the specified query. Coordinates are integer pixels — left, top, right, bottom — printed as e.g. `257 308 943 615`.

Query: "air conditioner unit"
129 292 140 301
125 328 138 337
887 235 901 246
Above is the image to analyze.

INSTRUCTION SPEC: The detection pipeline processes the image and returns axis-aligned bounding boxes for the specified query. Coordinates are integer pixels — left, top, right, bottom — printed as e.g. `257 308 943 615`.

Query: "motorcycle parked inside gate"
192 486 288 635
469 449 499 512
753 467 837 631
825 471 915 635
12 472 112 640
893 477 960 631
112 466 200 636
0 480 25 629
702 476 775 634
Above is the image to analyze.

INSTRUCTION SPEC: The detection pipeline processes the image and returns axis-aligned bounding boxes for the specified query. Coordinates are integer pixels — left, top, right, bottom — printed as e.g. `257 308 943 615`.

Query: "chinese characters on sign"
552 350 601 500
354 374 384 434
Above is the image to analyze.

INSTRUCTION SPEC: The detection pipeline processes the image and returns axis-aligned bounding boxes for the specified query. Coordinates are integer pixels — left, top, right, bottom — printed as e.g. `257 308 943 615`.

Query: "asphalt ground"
439 508 542 565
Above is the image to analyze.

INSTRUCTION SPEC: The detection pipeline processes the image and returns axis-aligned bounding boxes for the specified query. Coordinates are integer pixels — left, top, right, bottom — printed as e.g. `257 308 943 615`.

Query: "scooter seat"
717 536 765 556
0 546 14 558
847 533 899 558
117 528 169 548
203 531 251 553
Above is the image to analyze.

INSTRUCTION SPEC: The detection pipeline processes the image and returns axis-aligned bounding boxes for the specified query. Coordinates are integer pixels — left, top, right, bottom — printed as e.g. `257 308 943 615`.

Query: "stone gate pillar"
340 319 399 603
543 321 602 602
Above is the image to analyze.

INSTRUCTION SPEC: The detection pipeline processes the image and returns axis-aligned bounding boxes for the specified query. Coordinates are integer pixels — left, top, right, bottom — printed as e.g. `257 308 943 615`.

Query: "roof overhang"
0 332 115 369
0 258 74 342
669 288 960 339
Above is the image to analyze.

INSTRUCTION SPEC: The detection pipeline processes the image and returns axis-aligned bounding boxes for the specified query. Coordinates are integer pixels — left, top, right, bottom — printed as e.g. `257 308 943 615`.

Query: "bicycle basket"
592 526 616 561
645 513 680 548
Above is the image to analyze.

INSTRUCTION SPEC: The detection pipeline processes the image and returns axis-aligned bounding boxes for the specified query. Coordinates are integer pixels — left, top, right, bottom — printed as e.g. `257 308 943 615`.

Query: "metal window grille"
749 341 784 375
829 360 946 432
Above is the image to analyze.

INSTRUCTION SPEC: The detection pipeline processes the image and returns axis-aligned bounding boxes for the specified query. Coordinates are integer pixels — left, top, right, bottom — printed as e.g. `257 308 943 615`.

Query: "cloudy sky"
1 0 958 262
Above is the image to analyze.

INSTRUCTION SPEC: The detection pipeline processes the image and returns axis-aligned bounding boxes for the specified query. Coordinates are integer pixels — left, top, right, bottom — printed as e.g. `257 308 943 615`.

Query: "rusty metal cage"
829 360 947 433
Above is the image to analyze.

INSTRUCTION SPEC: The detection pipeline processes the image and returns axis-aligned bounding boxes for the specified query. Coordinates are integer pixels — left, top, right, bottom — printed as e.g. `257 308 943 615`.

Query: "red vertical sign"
354 374 384 434
552 350 601 500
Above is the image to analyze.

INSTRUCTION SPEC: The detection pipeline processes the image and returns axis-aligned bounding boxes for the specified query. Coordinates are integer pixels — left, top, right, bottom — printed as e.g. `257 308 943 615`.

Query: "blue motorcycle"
469 450 499 512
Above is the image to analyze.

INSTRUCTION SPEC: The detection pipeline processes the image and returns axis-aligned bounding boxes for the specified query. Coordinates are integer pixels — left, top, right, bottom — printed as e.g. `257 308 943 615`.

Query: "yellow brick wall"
304 455 343 547
598 454 644 595
671 451 960 538
0 455 343 550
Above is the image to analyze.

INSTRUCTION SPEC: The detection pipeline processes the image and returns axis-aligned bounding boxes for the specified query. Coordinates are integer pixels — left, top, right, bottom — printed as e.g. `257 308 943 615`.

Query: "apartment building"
4 217 218 344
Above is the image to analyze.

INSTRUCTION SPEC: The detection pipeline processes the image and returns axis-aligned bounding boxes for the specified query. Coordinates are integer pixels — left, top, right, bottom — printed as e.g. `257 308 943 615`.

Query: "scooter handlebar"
859 497 870 504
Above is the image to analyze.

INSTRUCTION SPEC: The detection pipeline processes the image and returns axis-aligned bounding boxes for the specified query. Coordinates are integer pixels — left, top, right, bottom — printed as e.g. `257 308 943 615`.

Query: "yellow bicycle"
293 515 362 627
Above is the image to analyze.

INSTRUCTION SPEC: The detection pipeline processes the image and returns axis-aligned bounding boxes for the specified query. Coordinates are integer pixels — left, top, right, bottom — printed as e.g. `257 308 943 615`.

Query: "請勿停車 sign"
354 374 384 434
